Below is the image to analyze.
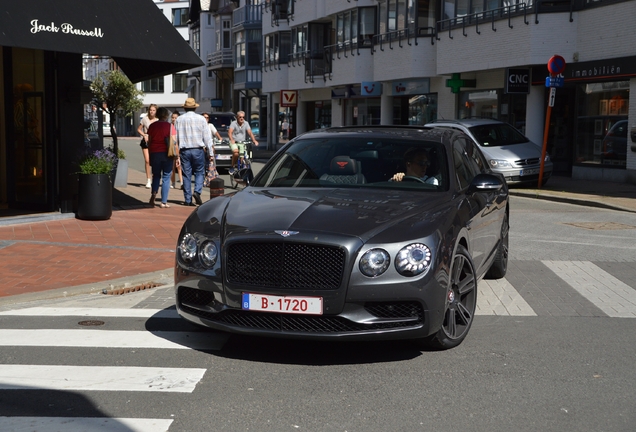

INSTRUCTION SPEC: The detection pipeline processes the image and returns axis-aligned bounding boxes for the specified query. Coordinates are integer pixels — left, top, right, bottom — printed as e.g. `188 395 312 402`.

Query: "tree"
90 70 144 156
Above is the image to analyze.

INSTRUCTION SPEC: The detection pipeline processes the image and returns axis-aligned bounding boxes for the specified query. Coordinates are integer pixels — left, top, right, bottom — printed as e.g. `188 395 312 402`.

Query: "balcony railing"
207 49 234 69
233 3 263 27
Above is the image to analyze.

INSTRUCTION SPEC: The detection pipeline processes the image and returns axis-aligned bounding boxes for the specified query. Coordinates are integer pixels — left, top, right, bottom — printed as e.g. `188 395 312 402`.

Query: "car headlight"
359 248 390 277
395 243 432 276
179 233 197 261
199 241 218 268
179 233 219 269
489 159 511 168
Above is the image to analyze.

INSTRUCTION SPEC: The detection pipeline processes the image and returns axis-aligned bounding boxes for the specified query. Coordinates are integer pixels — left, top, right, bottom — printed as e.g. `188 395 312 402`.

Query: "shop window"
574 81 629 167
459 90 499 119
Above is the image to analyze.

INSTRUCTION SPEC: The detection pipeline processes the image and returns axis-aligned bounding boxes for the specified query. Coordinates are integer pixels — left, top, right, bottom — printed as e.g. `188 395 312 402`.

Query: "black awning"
0 0 204 83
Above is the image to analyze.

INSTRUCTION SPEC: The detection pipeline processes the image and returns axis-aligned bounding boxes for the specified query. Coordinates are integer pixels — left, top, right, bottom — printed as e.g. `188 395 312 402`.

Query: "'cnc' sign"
505 68 530 94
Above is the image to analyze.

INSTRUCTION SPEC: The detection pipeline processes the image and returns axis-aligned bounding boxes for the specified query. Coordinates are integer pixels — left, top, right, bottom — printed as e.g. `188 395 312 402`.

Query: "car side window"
452 139 473 190
464 138 488 175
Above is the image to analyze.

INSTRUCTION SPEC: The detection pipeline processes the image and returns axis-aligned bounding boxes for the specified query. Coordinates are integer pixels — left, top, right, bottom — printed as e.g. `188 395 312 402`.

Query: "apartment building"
260 0 636 183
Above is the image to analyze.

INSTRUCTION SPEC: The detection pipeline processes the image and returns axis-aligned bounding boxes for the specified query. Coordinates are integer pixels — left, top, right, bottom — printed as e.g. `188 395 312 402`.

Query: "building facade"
0 0 202 217
260 0 636 183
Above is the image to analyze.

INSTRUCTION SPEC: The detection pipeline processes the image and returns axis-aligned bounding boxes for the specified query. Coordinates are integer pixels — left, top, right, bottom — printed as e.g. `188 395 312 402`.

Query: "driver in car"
391 148 439 185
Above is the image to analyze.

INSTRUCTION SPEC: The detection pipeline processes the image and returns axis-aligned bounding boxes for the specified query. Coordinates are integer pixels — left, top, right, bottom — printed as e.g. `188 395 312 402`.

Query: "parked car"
601 119 628 161
174 126 509 350
250 119 259 136
426 119 553 186
208 112 235 138
103 122 114 137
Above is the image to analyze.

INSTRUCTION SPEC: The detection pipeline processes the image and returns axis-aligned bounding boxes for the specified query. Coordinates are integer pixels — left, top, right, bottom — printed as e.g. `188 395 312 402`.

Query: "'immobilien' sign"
280 90 298 107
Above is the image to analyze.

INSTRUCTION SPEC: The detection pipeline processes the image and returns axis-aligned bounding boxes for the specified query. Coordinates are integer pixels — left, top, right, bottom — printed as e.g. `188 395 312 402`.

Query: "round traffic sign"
547 55 566 75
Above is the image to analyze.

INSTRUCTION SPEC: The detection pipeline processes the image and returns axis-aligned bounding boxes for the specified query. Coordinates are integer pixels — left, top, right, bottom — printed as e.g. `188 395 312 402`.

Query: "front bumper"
174 271 446 341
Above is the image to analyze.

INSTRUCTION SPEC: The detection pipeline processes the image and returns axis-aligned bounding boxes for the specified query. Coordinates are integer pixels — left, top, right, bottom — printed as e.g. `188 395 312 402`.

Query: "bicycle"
229 139 253 189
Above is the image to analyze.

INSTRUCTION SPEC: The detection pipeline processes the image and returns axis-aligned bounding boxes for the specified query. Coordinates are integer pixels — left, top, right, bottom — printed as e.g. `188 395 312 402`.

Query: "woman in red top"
147 107 179 208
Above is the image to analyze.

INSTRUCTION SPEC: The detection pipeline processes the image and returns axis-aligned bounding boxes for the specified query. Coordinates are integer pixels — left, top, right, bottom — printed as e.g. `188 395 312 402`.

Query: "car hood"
479 141 542 161
198 187 453 243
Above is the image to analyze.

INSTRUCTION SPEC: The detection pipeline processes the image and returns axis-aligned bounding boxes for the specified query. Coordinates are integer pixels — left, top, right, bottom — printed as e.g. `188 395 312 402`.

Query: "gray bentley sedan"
175 126 509 350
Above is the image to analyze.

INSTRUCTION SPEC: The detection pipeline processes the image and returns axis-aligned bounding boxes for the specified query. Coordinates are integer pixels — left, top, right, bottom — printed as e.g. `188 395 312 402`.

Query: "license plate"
520 168 540 176
242 293 323 315
216 154 232 160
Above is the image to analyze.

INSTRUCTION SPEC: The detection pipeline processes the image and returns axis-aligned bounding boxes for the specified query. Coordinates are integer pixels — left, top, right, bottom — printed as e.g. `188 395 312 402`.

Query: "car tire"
485 212 509 280
420 244 477 351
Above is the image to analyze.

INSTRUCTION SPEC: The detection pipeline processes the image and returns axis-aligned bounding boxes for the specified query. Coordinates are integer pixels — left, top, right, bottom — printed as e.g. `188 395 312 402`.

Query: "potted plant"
76 147 117 220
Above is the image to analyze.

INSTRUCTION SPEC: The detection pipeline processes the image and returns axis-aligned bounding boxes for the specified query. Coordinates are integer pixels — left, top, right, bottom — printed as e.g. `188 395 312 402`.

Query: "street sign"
545 76 564 88
548 87 556 107
547 55 566 75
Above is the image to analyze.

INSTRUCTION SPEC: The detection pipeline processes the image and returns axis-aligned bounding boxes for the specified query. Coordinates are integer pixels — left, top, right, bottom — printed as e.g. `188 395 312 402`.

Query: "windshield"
251 137 449 191
469 123 529 147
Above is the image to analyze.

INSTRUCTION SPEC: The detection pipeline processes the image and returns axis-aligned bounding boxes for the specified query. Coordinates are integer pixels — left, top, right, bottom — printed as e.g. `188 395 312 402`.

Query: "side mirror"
468 173 504 194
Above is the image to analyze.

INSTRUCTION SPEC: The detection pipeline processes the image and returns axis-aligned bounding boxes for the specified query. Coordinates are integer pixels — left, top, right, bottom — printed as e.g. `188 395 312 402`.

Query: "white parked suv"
426 119 553 185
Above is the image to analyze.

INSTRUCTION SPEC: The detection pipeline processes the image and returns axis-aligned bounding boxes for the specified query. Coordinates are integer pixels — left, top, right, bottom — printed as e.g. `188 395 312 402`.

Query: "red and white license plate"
242 293 323 315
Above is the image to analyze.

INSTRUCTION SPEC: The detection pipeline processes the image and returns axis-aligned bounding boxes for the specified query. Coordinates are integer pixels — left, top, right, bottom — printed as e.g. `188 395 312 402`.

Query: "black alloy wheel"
421 244 477 350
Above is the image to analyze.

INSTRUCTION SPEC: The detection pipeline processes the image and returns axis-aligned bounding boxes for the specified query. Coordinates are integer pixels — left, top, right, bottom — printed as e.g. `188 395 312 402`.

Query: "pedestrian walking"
147 107 177 208
170 111 183 189
137 104 158 189
281 117 289 140
202 113 222 141
174 98 214 206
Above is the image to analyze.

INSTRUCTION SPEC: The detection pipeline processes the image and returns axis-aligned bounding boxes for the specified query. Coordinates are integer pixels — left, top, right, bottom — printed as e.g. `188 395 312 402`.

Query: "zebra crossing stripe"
0 417 172 432
0 307 177 318
0 365 206 392
0 329 228 350
477 278 536 316
543 261 636 318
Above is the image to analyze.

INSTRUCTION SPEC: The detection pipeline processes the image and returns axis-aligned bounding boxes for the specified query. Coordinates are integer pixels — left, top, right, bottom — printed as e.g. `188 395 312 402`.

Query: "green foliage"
77 148 117 175
90 70 144 155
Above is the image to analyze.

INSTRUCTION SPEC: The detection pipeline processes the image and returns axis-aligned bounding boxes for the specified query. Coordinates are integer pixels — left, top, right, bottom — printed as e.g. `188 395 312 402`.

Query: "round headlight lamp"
179 233 198 261
199 241 218 268
359 248 390 277
395 243 432 276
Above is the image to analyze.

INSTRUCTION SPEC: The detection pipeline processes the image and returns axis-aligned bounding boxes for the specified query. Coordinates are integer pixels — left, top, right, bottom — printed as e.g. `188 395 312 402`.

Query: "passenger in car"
391 148 439 185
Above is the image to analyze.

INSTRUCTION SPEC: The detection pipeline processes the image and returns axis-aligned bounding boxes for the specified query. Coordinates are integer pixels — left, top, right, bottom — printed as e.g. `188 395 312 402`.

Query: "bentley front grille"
226 242 345 290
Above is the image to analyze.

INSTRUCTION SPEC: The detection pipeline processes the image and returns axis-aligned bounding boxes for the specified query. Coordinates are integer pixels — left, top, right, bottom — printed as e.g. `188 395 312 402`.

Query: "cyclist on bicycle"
228 110 259 174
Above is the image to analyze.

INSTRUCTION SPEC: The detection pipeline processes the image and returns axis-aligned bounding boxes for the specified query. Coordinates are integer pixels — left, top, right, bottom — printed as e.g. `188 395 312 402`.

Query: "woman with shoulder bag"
147 107 178 208
137 104 158 188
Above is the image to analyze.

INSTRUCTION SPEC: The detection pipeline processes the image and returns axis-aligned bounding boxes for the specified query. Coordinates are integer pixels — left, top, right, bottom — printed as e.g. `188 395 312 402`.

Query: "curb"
0 268 175 307
509 190 636 214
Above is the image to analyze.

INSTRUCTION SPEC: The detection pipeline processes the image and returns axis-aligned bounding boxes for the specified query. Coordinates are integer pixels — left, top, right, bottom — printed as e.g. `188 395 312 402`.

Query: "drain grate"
78 320 105 326
563 222 636 231
102 282 164 295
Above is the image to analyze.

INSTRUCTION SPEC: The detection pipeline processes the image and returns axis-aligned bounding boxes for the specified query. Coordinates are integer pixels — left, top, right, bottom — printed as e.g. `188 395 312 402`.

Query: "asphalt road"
2 158 636 431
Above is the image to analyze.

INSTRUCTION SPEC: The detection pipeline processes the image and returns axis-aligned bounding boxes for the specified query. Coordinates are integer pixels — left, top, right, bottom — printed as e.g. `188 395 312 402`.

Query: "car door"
452 137 500 273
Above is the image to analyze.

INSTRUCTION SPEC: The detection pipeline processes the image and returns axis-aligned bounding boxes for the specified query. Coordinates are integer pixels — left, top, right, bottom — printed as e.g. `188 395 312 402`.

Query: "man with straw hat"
174 97 214 206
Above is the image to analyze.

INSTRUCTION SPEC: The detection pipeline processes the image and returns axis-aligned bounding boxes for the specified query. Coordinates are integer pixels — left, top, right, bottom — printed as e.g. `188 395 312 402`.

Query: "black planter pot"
77 173 112 220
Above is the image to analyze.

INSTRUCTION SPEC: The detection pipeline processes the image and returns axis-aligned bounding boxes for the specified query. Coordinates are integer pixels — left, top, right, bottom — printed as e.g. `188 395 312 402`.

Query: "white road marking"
0 307 177 318
0 329 228 350
477 278 536 316
0 365 206 392
0 417 172 432
543 260 636 318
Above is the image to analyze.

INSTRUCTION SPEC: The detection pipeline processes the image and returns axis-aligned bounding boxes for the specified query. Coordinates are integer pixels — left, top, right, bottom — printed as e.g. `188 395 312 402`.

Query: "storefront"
0 0 202 217
390 78 437 126
532 56 635 181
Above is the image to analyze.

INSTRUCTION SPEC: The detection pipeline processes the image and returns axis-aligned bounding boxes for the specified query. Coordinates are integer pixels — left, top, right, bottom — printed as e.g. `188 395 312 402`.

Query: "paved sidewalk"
0 159 634 306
